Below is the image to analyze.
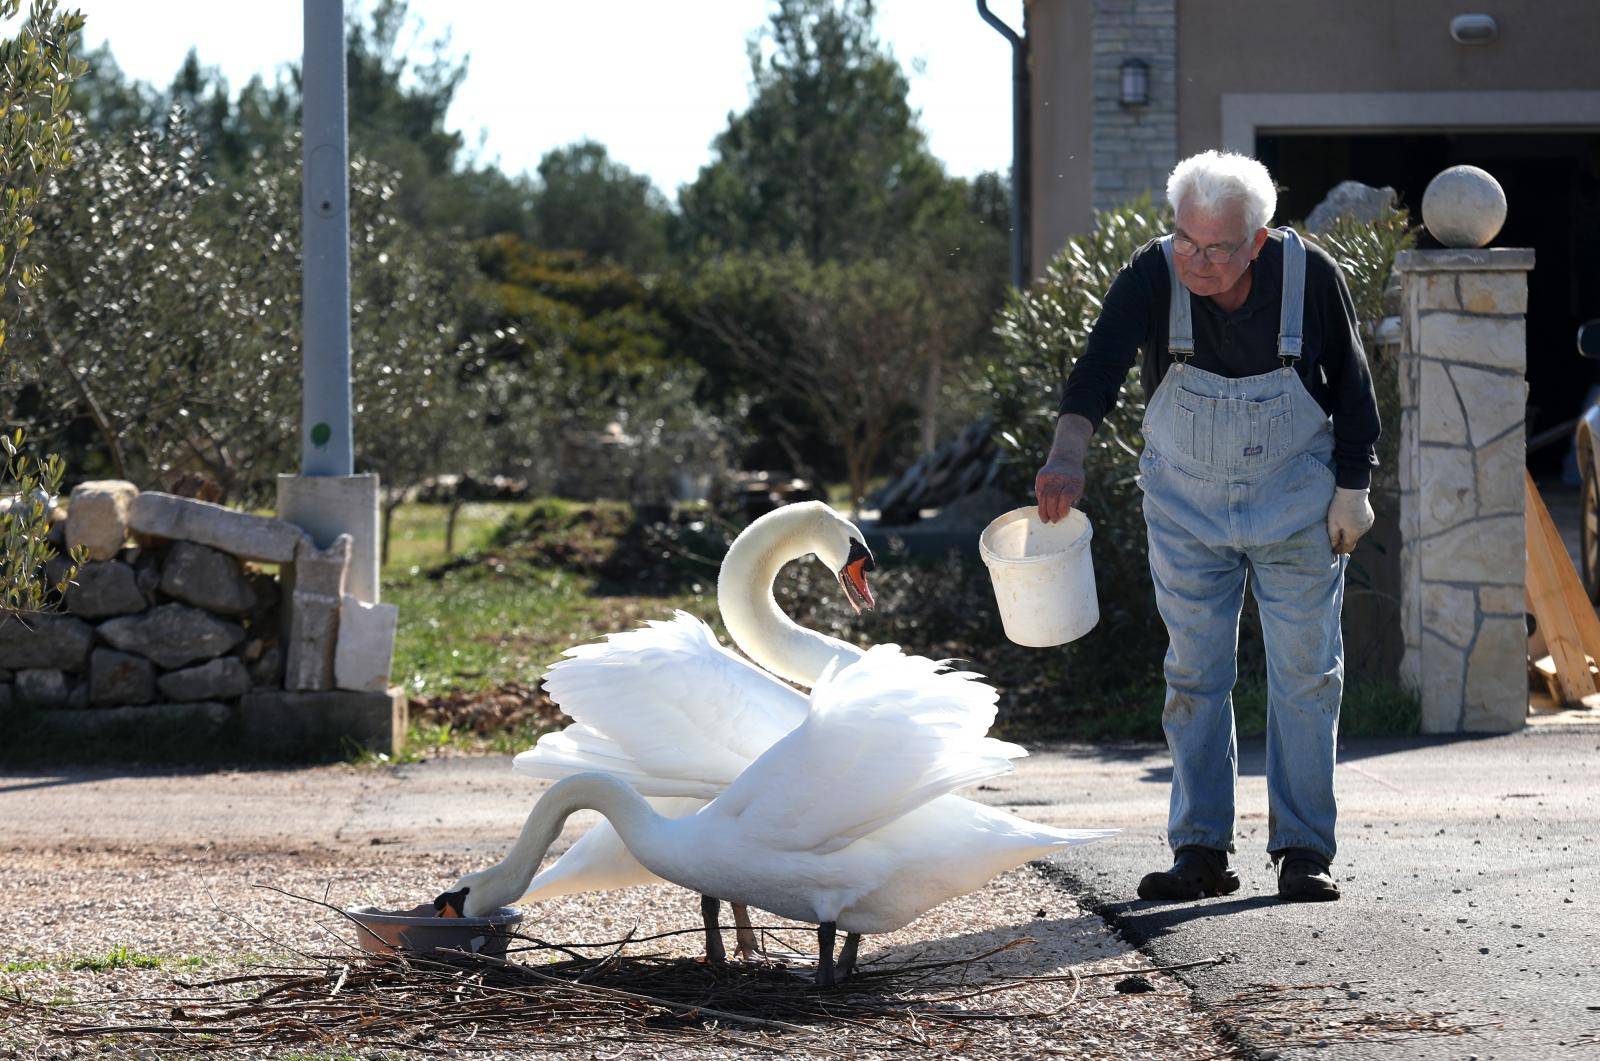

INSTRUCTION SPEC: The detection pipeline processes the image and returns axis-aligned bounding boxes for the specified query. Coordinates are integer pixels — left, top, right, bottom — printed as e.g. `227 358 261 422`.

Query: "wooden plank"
1525 470 1600 660
1525 471 1599 703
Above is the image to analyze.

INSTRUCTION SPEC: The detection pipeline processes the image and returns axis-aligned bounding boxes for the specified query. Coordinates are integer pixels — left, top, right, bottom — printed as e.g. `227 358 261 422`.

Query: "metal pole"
301 0 353 476
976 1 1031 289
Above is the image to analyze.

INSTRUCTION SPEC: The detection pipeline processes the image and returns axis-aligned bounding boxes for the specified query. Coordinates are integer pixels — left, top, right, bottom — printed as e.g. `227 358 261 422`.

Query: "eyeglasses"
1171 234 1247 265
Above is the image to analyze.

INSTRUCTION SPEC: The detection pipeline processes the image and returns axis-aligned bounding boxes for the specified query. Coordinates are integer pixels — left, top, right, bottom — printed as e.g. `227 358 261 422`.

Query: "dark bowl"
345 905 523 959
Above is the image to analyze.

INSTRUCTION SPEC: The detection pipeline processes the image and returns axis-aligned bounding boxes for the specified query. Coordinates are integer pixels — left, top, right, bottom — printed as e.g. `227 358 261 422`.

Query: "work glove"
1327 487 1375 555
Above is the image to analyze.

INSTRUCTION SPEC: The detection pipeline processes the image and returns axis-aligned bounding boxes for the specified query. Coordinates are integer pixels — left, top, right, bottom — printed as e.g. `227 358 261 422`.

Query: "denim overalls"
1137 228 1346 862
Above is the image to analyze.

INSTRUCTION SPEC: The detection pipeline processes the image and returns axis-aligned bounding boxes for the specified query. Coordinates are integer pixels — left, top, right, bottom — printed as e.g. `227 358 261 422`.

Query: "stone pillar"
1394 247 1534 733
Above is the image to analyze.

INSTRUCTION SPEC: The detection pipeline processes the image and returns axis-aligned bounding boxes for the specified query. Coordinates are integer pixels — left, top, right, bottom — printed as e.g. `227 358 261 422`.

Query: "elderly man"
1036 151 1379 903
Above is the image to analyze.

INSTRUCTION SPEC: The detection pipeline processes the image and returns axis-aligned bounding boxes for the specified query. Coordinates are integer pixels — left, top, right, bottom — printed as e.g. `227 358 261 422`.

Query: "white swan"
510 502 880 958
440 646 1114 985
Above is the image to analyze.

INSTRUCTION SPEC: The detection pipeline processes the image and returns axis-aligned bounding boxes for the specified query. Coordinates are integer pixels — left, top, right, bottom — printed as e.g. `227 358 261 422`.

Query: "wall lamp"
1119 57 1149 107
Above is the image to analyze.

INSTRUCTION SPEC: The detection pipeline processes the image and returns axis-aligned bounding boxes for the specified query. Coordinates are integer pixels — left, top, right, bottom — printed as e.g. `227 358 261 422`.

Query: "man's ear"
1249 227 1271 260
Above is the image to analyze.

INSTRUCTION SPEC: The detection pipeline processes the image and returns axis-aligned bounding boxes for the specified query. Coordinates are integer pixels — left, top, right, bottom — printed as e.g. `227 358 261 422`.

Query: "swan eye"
846 538 875 571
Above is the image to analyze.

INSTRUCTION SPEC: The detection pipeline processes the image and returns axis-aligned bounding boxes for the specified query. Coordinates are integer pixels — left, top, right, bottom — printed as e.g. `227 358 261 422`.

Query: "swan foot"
838 932 861 979
815 921 837 988
700 895 726 965
731 903 767 962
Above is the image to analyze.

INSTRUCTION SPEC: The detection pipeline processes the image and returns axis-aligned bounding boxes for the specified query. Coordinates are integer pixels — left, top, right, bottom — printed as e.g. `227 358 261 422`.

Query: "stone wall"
1090 0 1178 213
1394 247 1535 733
0 482 403 755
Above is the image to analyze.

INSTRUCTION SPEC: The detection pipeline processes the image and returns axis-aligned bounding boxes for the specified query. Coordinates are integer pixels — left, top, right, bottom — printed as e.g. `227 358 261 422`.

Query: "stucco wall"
1025 0 1600 251
1179 1 1600 156
1026 0 1095 270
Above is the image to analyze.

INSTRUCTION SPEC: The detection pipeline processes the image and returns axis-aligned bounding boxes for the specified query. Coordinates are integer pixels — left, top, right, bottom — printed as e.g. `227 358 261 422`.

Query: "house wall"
1026 0 1600 255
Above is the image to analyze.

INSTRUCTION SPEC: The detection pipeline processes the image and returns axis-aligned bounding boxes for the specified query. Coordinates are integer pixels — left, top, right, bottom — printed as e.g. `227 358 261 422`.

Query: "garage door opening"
1257 131 1600 480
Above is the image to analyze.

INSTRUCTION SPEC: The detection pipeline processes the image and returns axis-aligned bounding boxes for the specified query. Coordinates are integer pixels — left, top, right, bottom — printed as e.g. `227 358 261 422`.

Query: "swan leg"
732 903 763 961
838 932 861 979
700 895 726 965
815 921 837 988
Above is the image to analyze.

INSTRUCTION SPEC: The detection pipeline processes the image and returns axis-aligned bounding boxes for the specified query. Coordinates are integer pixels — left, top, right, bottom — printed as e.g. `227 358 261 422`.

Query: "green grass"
384 501 540 575
0 947 206 974
384 561 713 699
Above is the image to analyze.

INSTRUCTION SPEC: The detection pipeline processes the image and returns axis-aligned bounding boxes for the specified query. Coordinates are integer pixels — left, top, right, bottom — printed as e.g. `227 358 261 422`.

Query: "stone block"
65 560 147 620
239 687 407 757
98 603 246 669
1475 430 1525 518
1417 632 1465 733
89 648 156 707
159 542 257 616
65 679 88 709
276 473 381 604
1421 583 1477 649
335 595 399 693
1414 274 1458 310
16 668 69 709
158 657 251 702
65 480 138 561
0 683 11 713
1418 362 1467 445
134 552 163 604
1478 585 1525 616
1458 273 1527 315
0 612 94 672
129 492 307 563
1419 313 1524 372
1462 616 1528 732
1449 365 1526 448
1419 516 1524 585
1418 446 1475 535
1395 248 1535 273
250 642 283 687
283 534 351 691
33 701 233 741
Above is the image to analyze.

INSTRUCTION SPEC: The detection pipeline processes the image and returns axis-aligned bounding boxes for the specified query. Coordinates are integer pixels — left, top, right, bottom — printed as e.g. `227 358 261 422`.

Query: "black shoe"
1136 845 1240 901
1274 848 1340 902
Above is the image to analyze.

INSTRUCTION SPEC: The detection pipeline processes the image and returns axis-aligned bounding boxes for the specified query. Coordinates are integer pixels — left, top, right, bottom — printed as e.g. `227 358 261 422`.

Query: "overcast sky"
24 1 1024 199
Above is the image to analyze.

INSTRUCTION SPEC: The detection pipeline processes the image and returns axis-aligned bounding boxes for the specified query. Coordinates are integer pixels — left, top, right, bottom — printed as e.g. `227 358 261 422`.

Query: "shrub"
985 197 1173 695
981 197 1417 712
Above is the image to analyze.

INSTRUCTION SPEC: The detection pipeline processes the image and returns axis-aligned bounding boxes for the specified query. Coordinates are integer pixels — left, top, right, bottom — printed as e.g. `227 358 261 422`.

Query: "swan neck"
717 509 860 686
479 774 658 913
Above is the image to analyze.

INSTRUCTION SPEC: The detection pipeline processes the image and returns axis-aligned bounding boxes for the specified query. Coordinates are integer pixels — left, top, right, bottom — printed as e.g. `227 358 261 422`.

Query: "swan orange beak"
838 540 875 614
433 888 468 918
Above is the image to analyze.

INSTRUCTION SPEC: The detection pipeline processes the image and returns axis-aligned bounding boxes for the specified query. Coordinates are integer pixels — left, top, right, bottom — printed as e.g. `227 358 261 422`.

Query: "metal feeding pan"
345 905 523 959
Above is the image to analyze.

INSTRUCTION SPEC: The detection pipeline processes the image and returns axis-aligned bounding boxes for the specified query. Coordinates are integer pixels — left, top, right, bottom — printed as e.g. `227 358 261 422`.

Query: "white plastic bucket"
978 506 1099 647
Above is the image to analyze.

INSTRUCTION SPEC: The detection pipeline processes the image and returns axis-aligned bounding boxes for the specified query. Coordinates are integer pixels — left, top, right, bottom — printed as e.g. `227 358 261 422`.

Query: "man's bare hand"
1035 457 1086 524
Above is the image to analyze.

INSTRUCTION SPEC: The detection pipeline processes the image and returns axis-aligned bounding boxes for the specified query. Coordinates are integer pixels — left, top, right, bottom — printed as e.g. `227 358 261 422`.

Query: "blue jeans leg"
1145 498 1247 854
1248 517 1345 861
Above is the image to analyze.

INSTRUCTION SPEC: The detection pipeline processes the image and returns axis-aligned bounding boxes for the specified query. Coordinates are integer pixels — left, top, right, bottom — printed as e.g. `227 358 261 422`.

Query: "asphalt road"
3 728 1595 1058
1018 727 1600 1060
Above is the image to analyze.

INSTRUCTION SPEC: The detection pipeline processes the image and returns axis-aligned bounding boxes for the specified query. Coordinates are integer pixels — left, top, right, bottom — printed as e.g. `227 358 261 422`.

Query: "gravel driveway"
0 755 1240 1059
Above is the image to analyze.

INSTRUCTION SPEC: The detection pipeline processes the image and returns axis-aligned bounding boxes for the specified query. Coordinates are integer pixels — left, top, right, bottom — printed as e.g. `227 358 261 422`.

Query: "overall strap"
1277 226 1307 367
1160 236 1195 362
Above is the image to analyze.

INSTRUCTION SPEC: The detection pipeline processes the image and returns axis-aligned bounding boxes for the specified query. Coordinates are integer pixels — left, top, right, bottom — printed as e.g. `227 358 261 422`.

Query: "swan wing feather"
516 611 807 791
708 644 1016 855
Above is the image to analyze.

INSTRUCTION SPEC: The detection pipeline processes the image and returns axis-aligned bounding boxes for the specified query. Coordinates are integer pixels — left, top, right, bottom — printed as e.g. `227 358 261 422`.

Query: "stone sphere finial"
1421 165 1507 248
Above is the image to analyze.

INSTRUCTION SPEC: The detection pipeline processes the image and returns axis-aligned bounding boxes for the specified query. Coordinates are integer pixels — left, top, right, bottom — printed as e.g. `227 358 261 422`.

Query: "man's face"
1172 202 1265 298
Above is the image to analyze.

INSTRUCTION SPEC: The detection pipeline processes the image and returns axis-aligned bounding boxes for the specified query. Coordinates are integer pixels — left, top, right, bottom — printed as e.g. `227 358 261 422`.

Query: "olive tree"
1 0 87 614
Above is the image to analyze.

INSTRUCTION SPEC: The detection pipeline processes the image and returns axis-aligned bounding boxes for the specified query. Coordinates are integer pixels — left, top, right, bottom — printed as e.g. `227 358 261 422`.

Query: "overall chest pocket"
1171 390 1293 469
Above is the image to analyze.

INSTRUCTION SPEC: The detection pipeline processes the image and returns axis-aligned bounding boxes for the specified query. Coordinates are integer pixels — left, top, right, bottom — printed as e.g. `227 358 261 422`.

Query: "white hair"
1165 150 1277 235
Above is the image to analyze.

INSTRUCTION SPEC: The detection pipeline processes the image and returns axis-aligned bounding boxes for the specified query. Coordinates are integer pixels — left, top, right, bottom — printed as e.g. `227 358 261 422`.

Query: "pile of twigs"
0 891 1098 1056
